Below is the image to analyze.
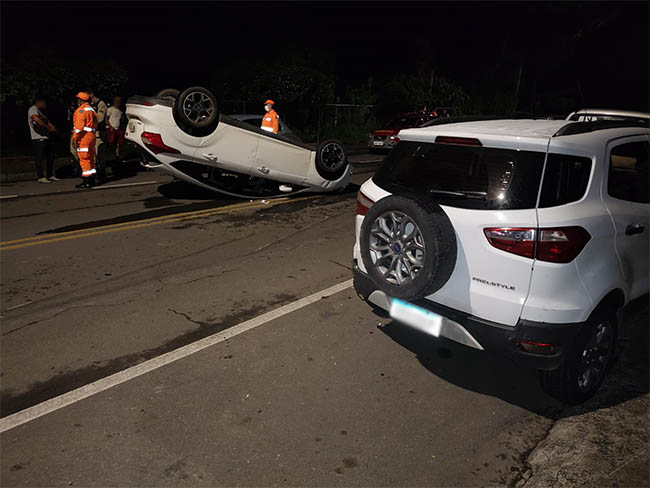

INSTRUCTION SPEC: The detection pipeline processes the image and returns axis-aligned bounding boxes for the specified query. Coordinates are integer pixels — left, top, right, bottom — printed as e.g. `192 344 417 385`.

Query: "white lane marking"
0 195 19 200
0 279 353 433
5 301 32 311
92 181 160 190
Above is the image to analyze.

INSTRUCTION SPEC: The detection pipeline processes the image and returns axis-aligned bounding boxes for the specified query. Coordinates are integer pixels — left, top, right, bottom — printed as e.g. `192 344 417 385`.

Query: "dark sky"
2 1 649 109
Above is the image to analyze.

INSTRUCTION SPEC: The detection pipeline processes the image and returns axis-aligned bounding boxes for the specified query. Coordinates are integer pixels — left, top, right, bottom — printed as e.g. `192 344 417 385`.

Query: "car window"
539 154 592 208
373 141 545 210
242 117 263 128
608 141 650 204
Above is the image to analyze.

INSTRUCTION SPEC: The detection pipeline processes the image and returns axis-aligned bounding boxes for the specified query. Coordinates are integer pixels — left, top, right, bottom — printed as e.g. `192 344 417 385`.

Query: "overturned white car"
125 87 350 198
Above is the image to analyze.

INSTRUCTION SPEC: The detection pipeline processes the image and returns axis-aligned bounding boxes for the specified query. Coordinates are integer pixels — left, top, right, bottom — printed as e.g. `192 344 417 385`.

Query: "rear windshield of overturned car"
373 141 546 210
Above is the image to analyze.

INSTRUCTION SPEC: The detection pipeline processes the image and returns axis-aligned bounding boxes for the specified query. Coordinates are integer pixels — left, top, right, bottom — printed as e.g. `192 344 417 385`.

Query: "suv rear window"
539 154 592 208
373 141 545 210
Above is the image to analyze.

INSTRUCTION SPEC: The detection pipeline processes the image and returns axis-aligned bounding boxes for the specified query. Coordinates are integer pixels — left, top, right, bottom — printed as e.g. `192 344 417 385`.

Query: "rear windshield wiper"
428 189 488 200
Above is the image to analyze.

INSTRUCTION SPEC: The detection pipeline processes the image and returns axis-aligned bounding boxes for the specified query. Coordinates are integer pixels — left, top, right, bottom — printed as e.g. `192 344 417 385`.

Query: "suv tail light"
141 132 180 154
484 226 591 263
536 227 592 263
435 136 482 146
357 191 375 216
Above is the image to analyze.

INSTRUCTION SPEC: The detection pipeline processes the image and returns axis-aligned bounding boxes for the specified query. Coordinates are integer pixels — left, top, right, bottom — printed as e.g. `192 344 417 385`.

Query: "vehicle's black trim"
126 95 173 108
554 119 649 136
354 265 583 370
220 114 316 151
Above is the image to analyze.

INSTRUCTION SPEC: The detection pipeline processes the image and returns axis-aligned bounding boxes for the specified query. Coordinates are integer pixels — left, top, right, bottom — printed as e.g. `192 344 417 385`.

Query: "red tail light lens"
435 136 482 146
140 132 180 155
357 191 375 216
484 226 591 263
536 227 591 263
389 135 400 143
484 228 536 259
517 340 555 355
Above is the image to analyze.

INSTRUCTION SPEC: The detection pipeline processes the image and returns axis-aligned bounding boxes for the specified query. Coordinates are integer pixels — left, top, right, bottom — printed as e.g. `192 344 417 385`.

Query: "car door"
254 135 312 185
602 136 650 300
193 122 258 176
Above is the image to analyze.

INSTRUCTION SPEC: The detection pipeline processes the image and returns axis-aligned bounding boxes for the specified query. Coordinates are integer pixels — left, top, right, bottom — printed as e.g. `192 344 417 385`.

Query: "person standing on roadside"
87 88 108 179
106 96 125 159
260 99 279 134
28 97 59 183
72 92 98 188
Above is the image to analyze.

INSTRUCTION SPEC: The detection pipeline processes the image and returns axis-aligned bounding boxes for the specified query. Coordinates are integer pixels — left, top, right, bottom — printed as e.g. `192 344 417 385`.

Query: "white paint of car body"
354 120 650 327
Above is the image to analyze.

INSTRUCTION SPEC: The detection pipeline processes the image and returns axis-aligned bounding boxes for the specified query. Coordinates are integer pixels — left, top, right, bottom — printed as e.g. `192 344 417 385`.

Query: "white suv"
353 117 649 404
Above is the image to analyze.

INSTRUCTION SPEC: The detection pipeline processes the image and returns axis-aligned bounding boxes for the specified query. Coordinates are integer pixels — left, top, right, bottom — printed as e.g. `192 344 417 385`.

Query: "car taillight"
536 227 591 263
140 132 180 154
357 191 375 216
389 135 400 143
517 340 555 355
484 228 536 259
484 226 591 263
435 136 482 146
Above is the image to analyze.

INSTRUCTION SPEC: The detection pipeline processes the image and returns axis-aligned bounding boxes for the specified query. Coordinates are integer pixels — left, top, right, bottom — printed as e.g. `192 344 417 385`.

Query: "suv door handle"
625 223 645 235
202 153 218 161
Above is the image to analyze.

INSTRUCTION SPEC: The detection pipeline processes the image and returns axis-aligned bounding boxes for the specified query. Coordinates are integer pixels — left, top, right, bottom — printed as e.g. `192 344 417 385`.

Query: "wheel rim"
368 211 425 285
319 142 345 170
182 92 214 123
577 321 614 392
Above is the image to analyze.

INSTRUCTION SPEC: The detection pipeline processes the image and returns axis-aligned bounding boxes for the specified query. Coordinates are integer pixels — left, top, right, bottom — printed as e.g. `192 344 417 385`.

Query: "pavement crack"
2 298 140 336
168 308 206 327
177 268 237 286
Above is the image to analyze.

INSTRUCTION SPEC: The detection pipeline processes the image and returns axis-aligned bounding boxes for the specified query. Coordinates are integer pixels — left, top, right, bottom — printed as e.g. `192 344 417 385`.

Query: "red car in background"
368 108 452 152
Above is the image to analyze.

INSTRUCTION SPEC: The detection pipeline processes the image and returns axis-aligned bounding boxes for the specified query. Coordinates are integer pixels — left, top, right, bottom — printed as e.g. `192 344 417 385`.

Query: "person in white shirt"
28 97 58 183
106 96 125 158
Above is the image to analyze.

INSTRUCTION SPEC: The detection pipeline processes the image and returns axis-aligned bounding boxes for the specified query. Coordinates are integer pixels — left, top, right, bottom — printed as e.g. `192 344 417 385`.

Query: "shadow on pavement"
378 295 649 419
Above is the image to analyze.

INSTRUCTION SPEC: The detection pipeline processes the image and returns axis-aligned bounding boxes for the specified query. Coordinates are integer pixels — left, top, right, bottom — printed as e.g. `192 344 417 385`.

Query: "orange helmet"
264 99 275 106
76 92 90 101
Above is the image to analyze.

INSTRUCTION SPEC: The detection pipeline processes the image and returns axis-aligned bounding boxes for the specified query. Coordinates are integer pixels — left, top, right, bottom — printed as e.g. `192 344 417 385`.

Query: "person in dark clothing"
28 97 58 183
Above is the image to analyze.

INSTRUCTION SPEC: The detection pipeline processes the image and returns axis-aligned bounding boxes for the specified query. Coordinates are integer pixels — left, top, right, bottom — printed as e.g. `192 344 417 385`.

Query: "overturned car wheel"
360 195 457 300
315 139 348 180
156 88 180 102
175 86 220 136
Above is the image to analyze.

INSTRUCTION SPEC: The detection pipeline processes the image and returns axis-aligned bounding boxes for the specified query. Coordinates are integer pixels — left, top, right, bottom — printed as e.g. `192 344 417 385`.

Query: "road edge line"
0 279 353 433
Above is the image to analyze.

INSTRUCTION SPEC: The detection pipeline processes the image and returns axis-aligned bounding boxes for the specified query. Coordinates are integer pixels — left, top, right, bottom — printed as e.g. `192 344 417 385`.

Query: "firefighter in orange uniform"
72 92 98 188
260 99 279 134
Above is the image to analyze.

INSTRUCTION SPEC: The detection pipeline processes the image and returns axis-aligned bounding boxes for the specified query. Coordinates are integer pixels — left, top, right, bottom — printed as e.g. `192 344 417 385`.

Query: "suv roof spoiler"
554 119 650 137
420 115 508 127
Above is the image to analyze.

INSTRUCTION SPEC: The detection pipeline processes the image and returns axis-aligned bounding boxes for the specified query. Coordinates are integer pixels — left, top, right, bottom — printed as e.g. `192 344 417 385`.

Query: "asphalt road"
0 163 641 486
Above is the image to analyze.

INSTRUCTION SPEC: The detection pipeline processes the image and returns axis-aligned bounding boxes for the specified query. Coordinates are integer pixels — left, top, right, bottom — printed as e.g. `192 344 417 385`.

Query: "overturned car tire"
156 88 180 102
360 195 457 300
315 139 348 180
175 86 220 136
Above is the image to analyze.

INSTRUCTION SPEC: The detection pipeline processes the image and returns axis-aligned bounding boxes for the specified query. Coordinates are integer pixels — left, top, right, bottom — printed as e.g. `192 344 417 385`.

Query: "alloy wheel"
368 211 426 285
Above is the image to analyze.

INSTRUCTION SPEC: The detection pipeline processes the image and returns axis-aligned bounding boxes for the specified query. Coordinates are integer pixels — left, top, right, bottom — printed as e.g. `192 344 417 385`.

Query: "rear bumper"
353 264 583 370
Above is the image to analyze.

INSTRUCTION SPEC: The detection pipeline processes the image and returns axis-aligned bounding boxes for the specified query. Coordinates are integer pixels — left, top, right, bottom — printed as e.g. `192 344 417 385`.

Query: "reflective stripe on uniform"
77 147 89 152
261 126 274 132
83 107 95 112
82 168 97 176
265 117 271 121
83 127 96 132
74 129 81 133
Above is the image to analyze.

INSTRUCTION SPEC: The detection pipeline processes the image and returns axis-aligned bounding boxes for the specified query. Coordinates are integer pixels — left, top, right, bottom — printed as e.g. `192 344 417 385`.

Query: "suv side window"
608 141 650 204
539 154 592 208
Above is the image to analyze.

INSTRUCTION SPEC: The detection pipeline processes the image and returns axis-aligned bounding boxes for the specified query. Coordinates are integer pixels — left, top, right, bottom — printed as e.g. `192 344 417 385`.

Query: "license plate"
373 140 384 146
390 298 442 337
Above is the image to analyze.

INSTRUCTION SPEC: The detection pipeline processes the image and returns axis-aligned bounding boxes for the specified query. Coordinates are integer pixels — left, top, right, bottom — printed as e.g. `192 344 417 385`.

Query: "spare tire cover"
360 195 457 300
